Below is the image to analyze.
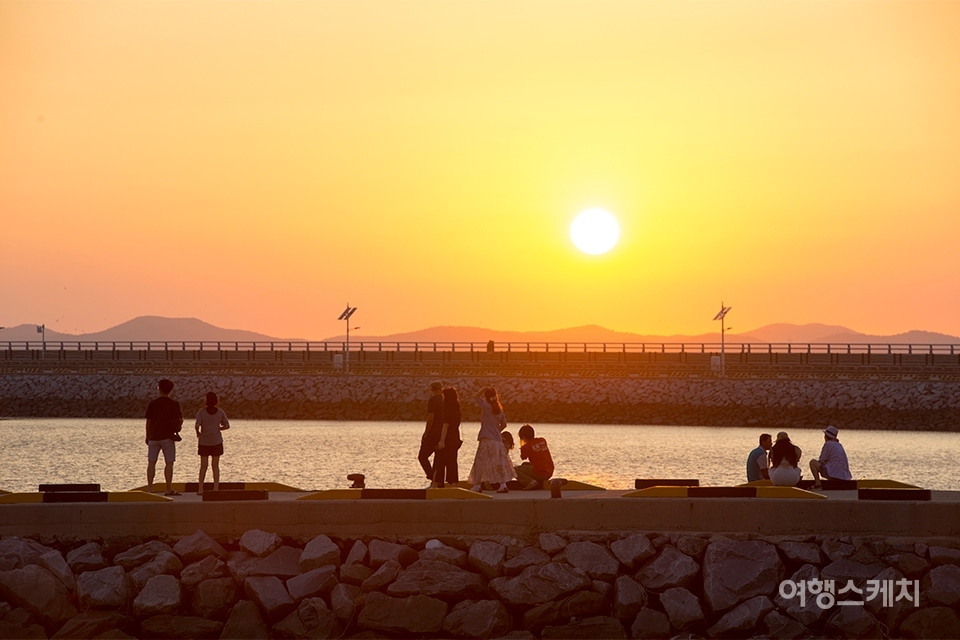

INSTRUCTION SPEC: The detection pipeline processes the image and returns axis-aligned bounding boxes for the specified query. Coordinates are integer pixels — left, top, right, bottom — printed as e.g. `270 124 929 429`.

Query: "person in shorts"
195 391 231 495
145 379 183 496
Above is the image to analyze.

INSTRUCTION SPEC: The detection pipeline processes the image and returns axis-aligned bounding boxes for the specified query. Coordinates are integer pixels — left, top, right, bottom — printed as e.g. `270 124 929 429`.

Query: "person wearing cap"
746 433 772 482
418 381 444 487
810 425 852 488
769 431 802 487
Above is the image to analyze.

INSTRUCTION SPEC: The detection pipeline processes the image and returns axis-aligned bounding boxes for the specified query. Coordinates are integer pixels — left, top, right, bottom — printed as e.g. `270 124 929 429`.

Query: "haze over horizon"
3 1 960 339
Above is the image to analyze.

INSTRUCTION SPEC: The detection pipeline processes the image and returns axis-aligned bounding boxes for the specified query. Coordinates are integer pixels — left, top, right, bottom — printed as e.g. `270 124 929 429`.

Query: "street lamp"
712 304 731 377
37 324 45 360
337 305 357 375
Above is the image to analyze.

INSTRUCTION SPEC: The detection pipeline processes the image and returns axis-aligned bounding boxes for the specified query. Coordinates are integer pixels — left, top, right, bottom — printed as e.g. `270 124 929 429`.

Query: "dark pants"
515 462 551 486
418 438 435 479
433 441 461 487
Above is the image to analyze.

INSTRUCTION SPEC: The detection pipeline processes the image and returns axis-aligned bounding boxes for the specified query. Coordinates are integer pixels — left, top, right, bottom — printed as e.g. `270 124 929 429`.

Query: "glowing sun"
570 208 620 255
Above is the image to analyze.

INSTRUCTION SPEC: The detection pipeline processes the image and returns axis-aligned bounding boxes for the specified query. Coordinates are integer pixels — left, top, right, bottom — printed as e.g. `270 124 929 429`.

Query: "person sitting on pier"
769 432 802 486
746 433 772 482
810 425 852 489
515 424 554 491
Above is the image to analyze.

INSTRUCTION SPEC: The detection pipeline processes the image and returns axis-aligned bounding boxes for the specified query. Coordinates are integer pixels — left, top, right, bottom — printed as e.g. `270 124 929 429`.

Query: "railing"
2 340 960 355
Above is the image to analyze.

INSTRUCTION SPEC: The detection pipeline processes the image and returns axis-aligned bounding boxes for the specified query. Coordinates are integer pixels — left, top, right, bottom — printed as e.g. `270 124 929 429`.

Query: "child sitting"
516 424 554 490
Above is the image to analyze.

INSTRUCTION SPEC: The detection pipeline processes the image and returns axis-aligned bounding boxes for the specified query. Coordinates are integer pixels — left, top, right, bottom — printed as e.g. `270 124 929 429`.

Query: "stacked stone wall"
1 529 959 638
2 374 960 430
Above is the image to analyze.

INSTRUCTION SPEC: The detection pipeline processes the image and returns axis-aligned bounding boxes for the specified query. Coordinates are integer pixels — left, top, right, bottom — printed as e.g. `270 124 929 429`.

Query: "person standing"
145 379 183 496
746 433 773 482
467 387 514 493
419 381 444 487
433 387 462 488
195 391 230 495
810 425 853 488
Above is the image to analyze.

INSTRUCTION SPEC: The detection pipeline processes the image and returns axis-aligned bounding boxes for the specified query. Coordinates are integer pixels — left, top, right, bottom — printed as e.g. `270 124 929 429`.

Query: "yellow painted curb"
297 489 362 501
108 491 173 502
556 480 606 491
738 480 773 487
622 486 690 498
426 488 492 500
128 481 306 493
858 479 921 489
0 493 44 504
756 486 827 500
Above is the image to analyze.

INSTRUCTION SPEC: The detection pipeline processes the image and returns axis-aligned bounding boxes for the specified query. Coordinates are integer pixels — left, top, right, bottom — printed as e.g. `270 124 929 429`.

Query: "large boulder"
329 583 360 623
251 546 302 579
824 605 882 639
706 595 774 637
180 555 228 588
421 543 469 568
0 538 53 571
929 546 960 567
299 535 340 572
343 540 367 566
239 530 283 558
899 607 960 639
777 541 822 565
865 566 909 632
221 600 270 640
659 587 703 629
442 599 513 639
541 615 627 639
538 533 568 555
677 536 709 561
243 576 295 622
468 540 506 579
368 540 418 569
357 591 447 634
130 551 182 591
613 575 646 621
503 547 550 576
66 543 108 574
227 551 262 584
173 530 226 565
701 539 782 612
884 552 930 579
38 550 76 591
635 546 699 591
271 597 342 639
0 564 78 628
113 541 174 571
338 563 373 586
630 607 671 640
522 591 606 634
76 566 132 610
611 535 656 570
924 564 960 606
563 541 620 581
489 562 591 607
762 609 809 640
774 564 827 628
820 559 883 586
139 614 223 639
286 565 338 602
190 577 239 620
51 611 135 640
387 559 485 600
361 559 401 593
133 575 182 618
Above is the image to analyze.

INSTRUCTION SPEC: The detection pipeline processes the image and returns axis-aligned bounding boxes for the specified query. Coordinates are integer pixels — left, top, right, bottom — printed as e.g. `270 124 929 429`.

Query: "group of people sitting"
419 381 555 494
747 425 852 489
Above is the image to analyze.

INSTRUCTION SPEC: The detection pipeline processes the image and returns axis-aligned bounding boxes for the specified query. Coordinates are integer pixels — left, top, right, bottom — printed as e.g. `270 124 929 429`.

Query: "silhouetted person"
433 387 462 488
810 425 852 489
467 387 514 493
769 431 802 486
195 391 230 495
747 433 772 482
419 381 444 487
515 424 554 490
145 379 183 495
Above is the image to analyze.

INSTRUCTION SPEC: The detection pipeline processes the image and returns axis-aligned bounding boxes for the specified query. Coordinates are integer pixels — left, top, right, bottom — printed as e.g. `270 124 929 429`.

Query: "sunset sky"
2 0 960 340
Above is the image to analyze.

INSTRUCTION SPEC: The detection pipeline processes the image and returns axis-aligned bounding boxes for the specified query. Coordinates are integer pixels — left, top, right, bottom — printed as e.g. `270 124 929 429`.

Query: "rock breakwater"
1 529 959 638
2 373 960 430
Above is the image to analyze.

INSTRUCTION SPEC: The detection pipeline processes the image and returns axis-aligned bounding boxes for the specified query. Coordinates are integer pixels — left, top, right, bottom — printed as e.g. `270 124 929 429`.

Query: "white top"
819 439 852 480
195 408 229 446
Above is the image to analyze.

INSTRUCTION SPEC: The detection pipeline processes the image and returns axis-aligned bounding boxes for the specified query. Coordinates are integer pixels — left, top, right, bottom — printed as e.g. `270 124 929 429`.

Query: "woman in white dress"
769 431 803 487
467 387 515 493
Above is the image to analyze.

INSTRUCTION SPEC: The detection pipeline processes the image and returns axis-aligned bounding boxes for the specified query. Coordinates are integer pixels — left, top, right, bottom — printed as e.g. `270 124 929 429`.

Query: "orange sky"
2 0 960 340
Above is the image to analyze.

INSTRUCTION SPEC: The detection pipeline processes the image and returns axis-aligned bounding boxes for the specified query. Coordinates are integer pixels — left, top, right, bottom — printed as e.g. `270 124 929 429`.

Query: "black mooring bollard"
550 478 568 498
347 474 365 489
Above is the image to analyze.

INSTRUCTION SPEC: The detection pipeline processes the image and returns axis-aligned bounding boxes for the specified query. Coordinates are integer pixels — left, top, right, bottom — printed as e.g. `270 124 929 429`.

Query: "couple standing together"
419 382 553 493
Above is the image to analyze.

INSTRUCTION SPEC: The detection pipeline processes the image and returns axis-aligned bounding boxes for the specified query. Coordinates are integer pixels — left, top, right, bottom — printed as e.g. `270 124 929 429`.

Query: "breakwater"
1 528 959 639
2 373 960 431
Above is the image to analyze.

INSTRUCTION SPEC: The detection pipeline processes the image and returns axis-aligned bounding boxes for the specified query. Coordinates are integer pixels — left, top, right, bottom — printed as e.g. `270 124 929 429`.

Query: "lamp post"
338 305 357 375
712 304 731 377
37 324 45 360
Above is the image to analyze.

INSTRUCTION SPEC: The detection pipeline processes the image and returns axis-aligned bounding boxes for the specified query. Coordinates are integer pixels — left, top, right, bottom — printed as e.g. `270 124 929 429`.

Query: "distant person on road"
746 433 773 482
810 425 853 488
432 386 463 489
468 387 514 493
145 379 183 496
769 431 802 486
515 424 555 490
419 381 444 487
195 391 230 495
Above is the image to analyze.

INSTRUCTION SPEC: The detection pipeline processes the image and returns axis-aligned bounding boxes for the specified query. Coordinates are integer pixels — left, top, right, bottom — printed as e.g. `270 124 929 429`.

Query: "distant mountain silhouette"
2 316 958 345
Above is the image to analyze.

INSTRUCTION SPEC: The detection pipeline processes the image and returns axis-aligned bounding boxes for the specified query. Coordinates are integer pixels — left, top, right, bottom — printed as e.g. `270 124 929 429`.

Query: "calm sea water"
0 419 957 493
